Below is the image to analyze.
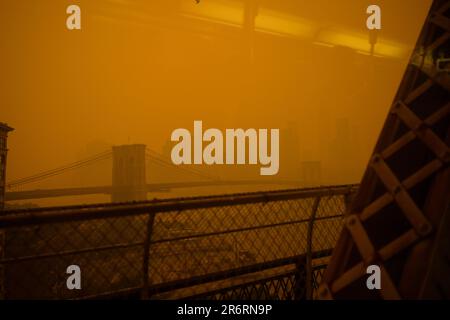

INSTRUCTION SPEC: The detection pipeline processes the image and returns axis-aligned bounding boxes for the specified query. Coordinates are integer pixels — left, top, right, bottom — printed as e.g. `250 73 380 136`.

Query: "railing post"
0 229 4 300
305 196 321 300
293 255 307 300
141 211 156 299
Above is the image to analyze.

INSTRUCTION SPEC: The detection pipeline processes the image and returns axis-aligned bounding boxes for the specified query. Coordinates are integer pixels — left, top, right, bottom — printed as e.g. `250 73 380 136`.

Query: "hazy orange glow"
0 0 432 206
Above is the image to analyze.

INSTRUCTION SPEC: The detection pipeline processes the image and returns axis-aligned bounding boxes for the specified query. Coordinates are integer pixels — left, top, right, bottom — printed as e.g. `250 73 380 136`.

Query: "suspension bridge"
4 145 298 202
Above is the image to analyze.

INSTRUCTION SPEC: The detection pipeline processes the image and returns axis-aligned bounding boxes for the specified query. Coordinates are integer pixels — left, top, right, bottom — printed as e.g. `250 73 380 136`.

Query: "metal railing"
0 184 358 300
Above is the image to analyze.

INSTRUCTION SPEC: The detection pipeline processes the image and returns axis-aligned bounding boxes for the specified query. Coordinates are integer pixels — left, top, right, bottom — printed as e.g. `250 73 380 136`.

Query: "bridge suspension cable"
7 150 112 189
145 148 219 181
7 147 220 191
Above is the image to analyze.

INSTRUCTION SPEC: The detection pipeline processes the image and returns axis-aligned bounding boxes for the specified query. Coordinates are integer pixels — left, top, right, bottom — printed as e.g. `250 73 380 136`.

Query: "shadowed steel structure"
320 0 450 300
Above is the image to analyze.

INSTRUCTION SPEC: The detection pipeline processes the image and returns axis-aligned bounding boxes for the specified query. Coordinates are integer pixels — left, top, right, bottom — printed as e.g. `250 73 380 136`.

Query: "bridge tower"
0 123 13 211
0 123 13 300
111 144 147 203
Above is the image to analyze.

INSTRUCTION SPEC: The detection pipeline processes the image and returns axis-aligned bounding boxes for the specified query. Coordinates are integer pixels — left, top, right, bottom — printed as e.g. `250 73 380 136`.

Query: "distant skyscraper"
329 118 360 184
280 123 302 182
301 161 322 187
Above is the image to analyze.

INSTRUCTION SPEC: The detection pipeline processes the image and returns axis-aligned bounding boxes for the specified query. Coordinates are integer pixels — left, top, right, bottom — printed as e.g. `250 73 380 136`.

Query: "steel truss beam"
319 0 450 300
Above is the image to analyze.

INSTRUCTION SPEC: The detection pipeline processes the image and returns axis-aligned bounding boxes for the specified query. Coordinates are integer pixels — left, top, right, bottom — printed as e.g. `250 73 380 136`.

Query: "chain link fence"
0 185 357 300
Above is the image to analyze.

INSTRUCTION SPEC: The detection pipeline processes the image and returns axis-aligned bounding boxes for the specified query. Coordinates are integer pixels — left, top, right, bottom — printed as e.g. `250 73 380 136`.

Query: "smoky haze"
0 0 431 206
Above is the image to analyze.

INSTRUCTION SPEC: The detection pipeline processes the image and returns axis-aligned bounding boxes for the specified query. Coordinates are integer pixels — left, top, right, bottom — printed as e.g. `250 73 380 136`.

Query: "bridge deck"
5 180 301 201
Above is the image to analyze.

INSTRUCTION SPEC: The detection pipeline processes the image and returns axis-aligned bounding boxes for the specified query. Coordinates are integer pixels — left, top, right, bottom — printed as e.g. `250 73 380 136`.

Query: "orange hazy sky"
0 0 432 205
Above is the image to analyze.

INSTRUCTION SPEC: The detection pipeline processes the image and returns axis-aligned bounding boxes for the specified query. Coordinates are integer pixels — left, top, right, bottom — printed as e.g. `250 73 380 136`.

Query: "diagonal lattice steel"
0 185 357 300
320 0 449 300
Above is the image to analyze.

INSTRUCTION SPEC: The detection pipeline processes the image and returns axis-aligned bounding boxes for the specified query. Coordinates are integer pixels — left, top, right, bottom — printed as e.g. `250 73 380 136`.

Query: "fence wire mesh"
0 185 357 300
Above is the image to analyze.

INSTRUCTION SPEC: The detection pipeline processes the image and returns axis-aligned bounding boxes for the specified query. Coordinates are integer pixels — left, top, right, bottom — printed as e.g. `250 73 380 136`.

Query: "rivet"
393 186 402 195
347 216 357 227
418 222 432 236
373 155 381 163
